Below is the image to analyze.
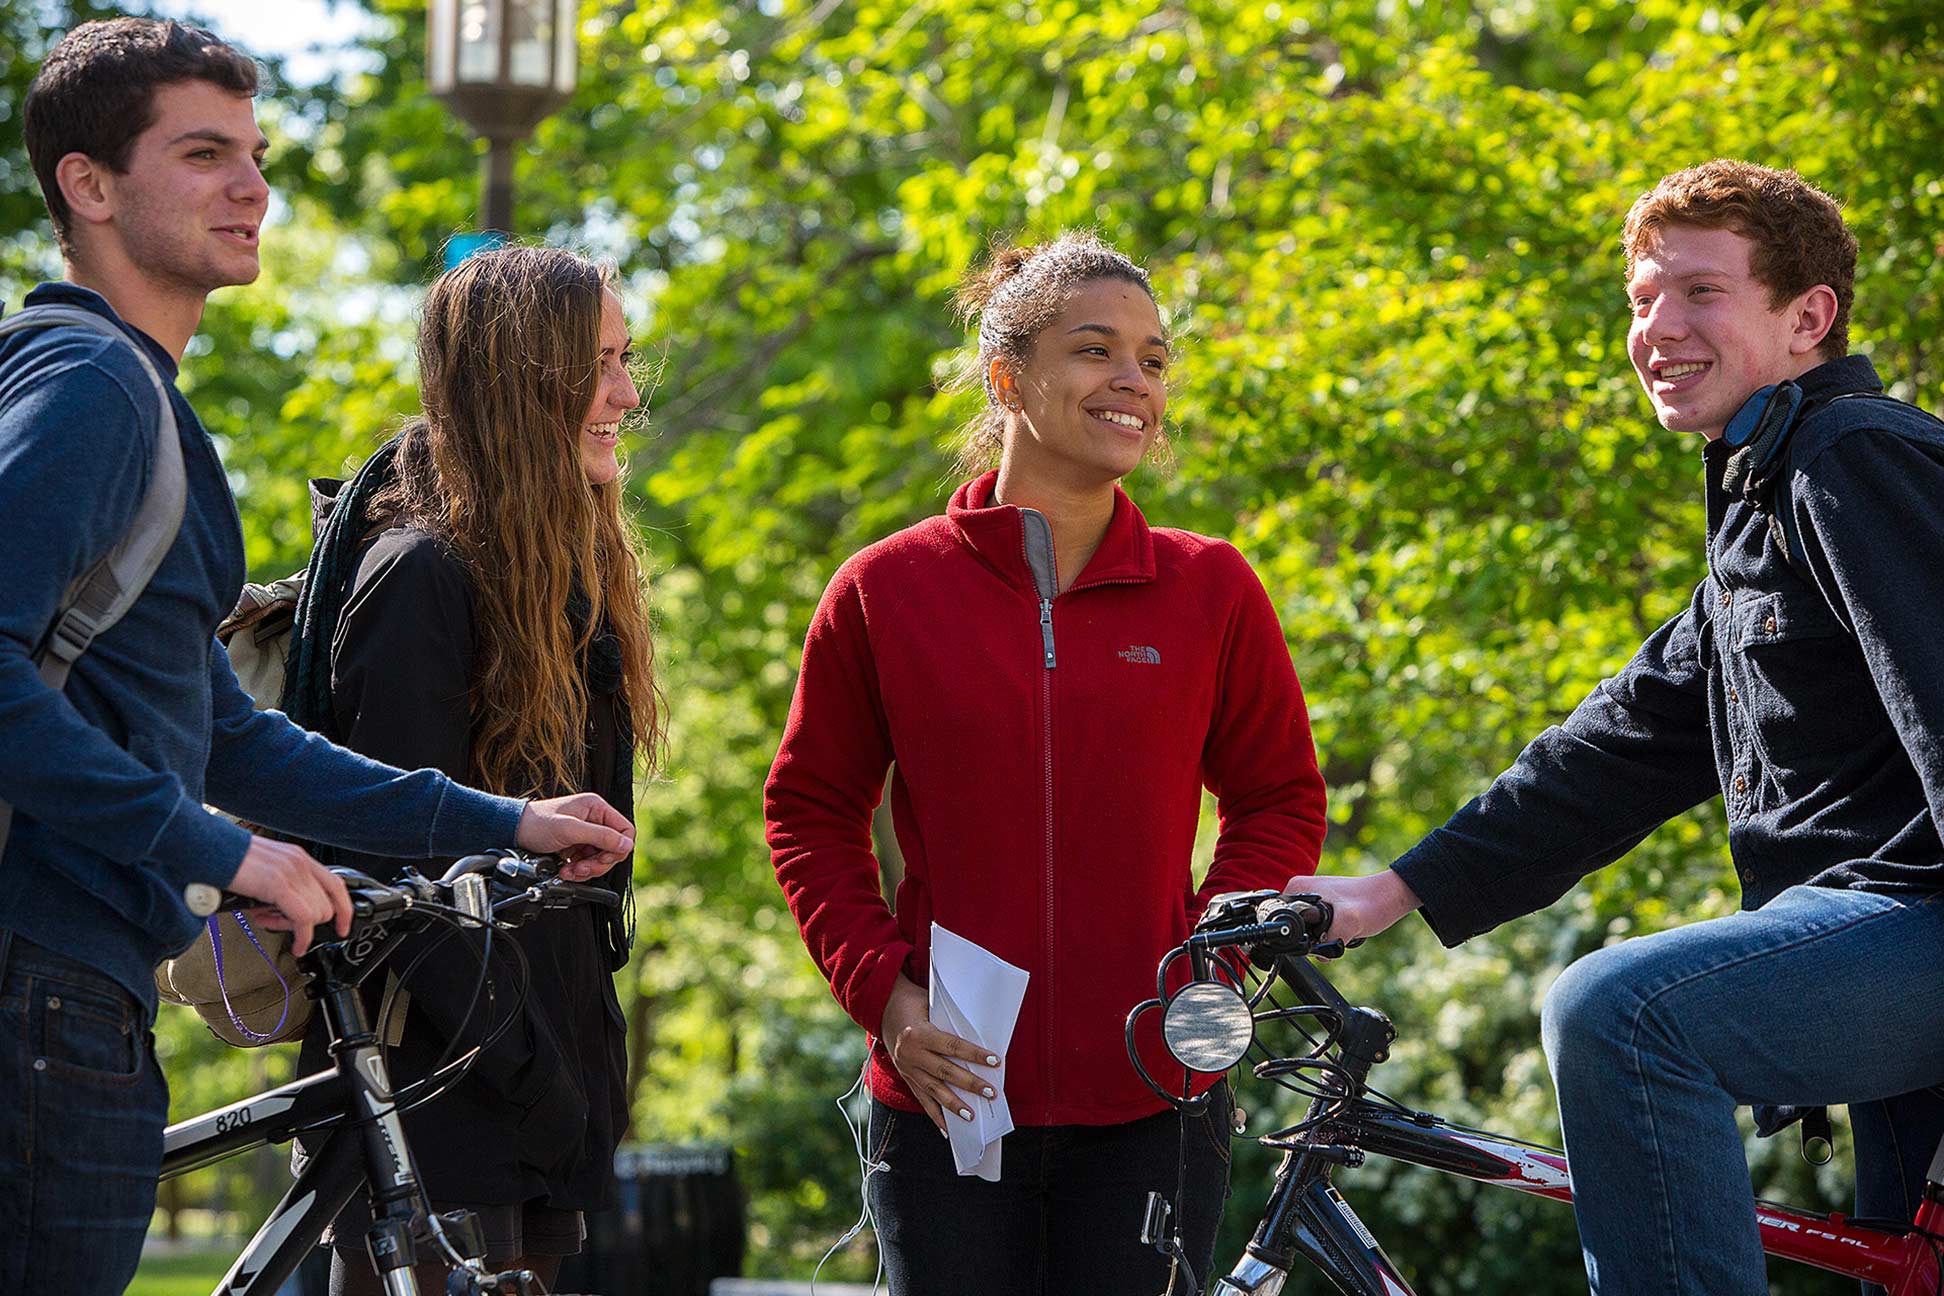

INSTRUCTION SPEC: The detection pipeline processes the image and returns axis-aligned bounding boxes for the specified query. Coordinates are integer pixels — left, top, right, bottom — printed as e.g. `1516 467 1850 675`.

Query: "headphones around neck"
1720 380 1803 502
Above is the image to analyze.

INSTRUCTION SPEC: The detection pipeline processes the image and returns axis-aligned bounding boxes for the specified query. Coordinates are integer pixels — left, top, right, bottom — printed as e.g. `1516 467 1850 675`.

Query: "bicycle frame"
161 946 429 1296
1152 897 1944 1296
1222 1097 1944 1296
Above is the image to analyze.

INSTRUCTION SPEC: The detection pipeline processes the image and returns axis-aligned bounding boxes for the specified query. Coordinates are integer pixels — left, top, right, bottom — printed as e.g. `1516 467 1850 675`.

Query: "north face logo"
1116 645 1161 665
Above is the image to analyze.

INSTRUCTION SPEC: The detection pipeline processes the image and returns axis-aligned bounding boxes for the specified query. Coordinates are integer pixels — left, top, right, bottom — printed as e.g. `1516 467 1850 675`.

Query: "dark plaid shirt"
1396 356 1944 945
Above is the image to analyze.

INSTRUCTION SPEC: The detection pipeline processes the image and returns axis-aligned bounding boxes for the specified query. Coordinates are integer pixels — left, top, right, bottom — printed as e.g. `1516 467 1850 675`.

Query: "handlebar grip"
184 883 222 918
190 864 395 919
185 885 261 918
1263 894 1332 934
548 880 621 910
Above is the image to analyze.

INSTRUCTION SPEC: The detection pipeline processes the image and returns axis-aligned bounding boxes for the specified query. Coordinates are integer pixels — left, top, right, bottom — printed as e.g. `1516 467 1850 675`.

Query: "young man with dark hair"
0 19 635 1290
1301 159 1944 1295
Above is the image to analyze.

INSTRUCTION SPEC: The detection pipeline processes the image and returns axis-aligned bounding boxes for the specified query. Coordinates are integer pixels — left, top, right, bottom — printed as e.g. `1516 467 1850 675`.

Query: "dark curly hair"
948 231 1163 470
24 17 259 255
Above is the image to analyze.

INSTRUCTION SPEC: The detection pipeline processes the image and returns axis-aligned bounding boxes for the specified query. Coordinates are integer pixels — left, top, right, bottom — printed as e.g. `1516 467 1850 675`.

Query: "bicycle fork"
1211 1151 1417 1296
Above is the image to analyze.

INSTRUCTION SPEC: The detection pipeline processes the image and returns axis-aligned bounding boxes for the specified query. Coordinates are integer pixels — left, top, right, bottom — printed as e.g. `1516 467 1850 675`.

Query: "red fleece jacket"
765 473 1327 1125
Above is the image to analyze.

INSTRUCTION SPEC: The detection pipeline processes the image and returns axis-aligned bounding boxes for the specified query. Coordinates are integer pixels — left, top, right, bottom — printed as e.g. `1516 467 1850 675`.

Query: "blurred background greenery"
6 0 1943 1289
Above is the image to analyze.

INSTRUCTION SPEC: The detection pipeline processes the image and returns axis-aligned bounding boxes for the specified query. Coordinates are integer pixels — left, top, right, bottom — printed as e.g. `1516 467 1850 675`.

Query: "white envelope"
929 923 1029 1181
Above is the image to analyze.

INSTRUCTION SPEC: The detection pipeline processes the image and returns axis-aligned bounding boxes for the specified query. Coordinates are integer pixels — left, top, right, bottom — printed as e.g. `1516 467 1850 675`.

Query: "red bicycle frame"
1255 1103 1944 1296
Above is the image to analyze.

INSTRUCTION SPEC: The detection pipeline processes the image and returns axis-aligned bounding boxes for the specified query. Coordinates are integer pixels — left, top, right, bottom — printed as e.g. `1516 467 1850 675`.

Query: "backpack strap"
280 435 404 734
0 304 186 857
1747 392 1940 579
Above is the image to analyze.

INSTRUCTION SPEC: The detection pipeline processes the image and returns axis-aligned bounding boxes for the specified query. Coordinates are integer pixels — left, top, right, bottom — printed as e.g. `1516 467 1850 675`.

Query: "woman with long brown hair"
295 245 663 1293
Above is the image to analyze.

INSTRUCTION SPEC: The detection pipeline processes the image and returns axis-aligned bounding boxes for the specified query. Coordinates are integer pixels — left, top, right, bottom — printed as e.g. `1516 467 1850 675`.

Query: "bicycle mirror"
1161 980 1254 1073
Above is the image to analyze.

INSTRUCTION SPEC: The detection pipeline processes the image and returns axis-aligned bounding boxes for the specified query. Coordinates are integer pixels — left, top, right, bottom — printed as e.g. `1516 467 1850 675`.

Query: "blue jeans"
1541 886 1944 1296
865 1086 1233 1295
0 929 167 1293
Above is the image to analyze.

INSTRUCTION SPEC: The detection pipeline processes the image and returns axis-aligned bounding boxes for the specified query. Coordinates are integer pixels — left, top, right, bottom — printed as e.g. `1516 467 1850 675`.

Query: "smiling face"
578 289 639 485
96 78 269 295
1626 224 1832 440
994 278 1168 489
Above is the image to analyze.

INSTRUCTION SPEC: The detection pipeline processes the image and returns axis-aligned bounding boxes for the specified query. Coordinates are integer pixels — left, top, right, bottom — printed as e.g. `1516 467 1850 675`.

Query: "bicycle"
159 850 620 1296
1124 889 1944 1296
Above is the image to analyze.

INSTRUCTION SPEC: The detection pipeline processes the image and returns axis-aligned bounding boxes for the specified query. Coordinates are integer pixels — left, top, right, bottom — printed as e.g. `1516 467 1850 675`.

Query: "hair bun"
955 243 1041 319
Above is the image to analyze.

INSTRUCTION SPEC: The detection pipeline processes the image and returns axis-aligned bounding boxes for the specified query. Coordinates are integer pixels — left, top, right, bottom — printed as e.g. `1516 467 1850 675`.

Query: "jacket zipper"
1016 509 1147 1115
1018 510 1059 1109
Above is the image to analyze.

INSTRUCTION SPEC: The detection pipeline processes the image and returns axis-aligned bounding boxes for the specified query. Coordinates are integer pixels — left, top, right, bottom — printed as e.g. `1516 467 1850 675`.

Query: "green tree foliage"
7 0 1943 1286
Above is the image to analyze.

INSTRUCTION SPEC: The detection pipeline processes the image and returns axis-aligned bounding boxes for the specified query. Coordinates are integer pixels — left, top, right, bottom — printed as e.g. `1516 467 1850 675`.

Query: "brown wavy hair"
372 245 663 795
1623 160 1857 362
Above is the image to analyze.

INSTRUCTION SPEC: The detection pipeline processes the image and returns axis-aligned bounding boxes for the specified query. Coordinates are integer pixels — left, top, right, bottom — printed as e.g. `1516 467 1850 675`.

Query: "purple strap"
207 909 292 1043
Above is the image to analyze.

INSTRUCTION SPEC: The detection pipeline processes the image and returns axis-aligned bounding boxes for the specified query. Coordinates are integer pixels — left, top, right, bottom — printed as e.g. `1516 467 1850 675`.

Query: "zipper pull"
1039 597 1057 669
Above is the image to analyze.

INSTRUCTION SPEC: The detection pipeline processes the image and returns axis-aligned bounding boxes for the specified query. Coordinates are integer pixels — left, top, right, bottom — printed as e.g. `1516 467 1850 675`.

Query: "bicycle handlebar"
1128 890 1373 1105
1191 890 1334 956
1194 891 1360 1017
186 850 616 951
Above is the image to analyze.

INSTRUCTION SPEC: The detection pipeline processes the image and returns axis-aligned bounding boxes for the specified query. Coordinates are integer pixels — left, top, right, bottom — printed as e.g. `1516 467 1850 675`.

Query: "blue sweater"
0 283 525 1011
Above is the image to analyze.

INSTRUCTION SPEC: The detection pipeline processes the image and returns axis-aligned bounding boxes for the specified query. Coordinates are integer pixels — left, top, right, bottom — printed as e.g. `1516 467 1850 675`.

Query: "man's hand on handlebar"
514 792 635 880
879 974 1001 1135
1283 868 1423 945
225 835 354 957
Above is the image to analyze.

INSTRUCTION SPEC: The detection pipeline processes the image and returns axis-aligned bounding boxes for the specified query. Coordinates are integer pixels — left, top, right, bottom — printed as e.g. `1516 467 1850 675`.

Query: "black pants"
864 1088 1233 1296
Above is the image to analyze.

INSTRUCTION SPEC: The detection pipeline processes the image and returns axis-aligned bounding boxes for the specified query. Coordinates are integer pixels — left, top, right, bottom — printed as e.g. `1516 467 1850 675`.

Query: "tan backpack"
155 442 410 1047
154 577 313 1046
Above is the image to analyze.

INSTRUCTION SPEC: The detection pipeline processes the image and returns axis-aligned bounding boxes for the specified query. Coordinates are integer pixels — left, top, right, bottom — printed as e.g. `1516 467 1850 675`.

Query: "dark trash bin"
556 1143 744 1296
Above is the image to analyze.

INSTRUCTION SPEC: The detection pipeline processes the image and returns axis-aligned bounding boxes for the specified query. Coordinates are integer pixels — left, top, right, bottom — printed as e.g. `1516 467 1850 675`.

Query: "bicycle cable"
284 901 534 1138
376 899 523 1110
377 903 496 1075
387 928 536 1119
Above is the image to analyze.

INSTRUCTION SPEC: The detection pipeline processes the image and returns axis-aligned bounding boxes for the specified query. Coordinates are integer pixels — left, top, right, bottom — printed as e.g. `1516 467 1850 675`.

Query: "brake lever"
491 854 573 887
547 880 621 910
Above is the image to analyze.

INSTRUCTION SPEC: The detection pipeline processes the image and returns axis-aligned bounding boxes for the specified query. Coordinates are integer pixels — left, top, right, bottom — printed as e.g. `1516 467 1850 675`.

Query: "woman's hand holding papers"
880 973 1002 1134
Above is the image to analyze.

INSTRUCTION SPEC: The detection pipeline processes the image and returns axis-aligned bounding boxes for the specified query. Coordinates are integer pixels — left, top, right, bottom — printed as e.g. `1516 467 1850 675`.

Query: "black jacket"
298 525 632 1210
1395 356 1944 942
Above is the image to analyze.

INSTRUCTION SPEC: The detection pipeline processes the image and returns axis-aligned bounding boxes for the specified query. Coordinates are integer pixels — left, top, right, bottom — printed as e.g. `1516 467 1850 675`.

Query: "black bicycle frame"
1205 948 1934 1296
1217 1101 1562 1296
160 941 430 1296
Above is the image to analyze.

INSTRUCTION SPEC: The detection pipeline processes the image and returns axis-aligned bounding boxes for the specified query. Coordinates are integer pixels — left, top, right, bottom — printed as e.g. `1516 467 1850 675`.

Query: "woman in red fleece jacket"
765 232 1327 1292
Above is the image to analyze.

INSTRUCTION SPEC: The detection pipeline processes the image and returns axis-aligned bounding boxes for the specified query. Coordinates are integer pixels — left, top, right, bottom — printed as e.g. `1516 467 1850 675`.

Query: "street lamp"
427 0 579 235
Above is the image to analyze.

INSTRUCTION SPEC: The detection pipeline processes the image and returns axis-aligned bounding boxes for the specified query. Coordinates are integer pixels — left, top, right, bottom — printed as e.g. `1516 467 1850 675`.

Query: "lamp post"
427 0 578 235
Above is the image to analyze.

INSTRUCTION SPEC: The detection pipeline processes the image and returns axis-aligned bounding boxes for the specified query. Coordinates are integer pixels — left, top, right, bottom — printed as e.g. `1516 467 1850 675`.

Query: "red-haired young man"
1303 161 1944 1296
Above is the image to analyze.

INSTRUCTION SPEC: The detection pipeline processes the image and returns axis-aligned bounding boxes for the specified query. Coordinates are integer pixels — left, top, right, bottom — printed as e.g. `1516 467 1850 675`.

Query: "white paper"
929 922 1029 1180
